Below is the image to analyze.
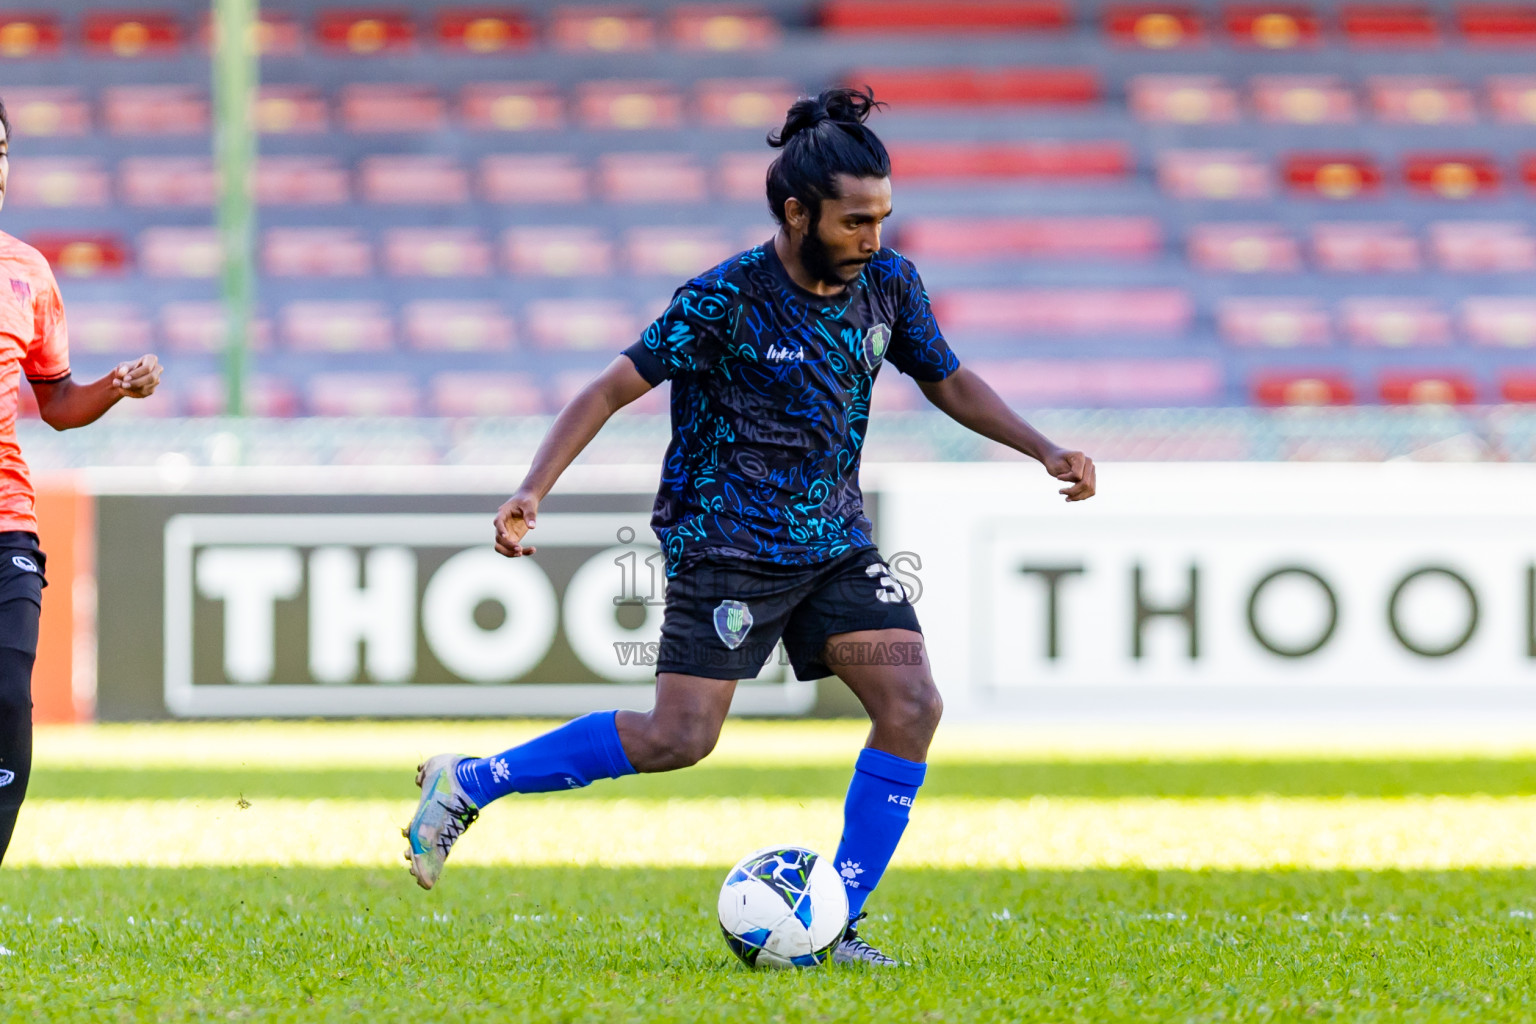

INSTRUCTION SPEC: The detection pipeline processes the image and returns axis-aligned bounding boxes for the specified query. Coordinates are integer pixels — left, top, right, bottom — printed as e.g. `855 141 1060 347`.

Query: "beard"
798 216 867 287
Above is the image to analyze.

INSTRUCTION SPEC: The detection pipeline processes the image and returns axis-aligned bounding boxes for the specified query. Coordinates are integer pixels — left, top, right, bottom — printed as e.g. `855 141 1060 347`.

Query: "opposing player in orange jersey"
0 99 161 874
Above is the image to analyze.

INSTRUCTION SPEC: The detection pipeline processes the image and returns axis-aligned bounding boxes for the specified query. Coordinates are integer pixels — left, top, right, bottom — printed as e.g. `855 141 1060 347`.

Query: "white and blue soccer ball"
717 845 849 968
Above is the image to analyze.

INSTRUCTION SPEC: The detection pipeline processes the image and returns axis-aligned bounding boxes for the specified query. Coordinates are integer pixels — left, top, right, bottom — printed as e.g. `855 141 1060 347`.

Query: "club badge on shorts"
713 599 753 650
861 322 890 371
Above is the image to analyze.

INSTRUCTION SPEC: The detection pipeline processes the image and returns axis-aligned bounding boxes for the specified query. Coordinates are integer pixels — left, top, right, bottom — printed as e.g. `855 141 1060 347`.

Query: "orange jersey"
0 230 70 535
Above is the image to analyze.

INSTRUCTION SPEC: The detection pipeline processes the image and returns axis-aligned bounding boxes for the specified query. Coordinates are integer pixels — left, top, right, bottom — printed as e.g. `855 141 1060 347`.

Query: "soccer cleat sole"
407 760 435 890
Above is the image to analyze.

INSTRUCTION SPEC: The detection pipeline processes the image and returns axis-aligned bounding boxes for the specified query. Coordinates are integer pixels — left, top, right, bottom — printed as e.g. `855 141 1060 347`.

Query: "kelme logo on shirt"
713 599 753 650
10 556 37 573
861 322 890 371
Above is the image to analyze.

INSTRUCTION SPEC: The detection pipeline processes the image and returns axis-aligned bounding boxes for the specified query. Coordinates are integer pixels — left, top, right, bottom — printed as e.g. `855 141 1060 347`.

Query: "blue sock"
454 711 636 807
832 747 927 920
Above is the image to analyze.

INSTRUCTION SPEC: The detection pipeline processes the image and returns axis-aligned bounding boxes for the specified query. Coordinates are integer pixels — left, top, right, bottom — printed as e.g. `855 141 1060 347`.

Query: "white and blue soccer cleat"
832 912 903 967
403 754 480 891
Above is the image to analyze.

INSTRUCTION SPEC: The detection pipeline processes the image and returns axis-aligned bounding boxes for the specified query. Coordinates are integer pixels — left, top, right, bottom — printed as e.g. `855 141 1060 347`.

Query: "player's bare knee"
882 677 943 741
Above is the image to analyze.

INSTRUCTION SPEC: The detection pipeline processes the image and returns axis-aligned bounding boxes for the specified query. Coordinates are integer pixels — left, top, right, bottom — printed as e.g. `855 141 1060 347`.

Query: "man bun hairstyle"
766 86 889 226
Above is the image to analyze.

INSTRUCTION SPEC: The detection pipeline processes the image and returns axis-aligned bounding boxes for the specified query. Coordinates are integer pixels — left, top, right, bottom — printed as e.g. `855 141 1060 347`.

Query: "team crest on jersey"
713 600 753 649
861 322 890 371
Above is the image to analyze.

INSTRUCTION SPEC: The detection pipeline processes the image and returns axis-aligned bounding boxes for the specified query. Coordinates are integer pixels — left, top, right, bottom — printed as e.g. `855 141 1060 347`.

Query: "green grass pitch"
3 722 1536 1022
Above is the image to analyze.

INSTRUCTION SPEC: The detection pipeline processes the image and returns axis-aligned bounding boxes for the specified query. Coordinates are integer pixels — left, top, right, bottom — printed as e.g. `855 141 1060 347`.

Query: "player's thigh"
780 547 922 682
821 627 939 729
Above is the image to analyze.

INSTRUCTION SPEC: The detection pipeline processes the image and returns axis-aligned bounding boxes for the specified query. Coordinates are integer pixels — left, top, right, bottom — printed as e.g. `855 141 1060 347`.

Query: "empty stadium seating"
8 0 1536 416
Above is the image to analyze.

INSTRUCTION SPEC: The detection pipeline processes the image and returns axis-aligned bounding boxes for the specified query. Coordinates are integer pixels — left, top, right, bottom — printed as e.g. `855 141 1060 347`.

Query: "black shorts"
657 545 921 682
0 531 46 617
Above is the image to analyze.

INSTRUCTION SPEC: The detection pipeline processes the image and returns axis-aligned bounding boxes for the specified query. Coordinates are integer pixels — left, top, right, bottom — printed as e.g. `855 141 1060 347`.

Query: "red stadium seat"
1159 150 1271 199
461 82 564 131
184 375 298 418
576 81 684 130
1129 75 1240 123
549 7 655 50
968 358 1222 404
1403 153 1501 198
1341 4 1442 45
1379 371 1477 404
1368 76 1475 124
1187 223 1301 272
28 234 129 277
626 227 735 276
1341 297 1451 346
670 5 782 49
435 8 535 52
9 159 110 209
404 301 515 352
1252 75 1358 123
1218 298 1332 347
140 228 221 278
256 86 329 134
257 157 351 205
1283 153 1384 198
307 373 419 416
696 79 798 128
341 84 445 133
2 89 90 136
1431 220 1536 271
431 373 545 417
599 153 708 203
0 14 62 57
1253 372 1355 405
526 299 637 350
821 0 1069 32
1460 296 1536 345
263 229 374 277
1105 6 1204 47
898 216 1162 262
1489 75 1536 122
82 11 183 56
120 157 215 207
717 151 774 201
1312 222 1421 272
934 289 1193 338
895 141 1132 181
384 229 493 277
1223 5 1321 47
1500 371 1536 401
102 86 209 135
504 227 614 277
360 156 470 205
66 304 152 355
316 10 415 53
161 302 273 353
846 67 1099 107
1524 154 1536 187
1458 4 1536 44
481 155 589 203
283 303 394 353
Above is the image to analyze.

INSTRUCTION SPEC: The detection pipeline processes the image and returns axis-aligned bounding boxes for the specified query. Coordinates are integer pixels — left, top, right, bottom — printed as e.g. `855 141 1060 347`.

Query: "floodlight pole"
214 0 257 420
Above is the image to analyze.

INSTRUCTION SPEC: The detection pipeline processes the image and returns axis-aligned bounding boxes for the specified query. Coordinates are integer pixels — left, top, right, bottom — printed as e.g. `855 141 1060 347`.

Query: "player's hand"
112 354 161 398
494 491 539 557
1044 448 1096 502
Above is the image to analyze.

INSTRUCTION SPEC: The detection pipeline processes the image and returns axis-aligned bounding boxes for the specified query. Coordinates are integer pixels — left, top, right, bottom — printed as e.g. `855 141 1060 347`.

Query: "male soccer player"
405 87 1096 965
0 98 162 872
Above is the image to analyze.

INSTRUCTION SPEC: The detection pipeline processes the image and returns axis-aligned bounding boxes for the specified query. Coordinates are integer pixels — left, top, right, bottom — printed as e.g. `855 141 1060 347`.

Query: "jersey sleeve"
622 282 738 386
885 257 959 383
22 261 70 384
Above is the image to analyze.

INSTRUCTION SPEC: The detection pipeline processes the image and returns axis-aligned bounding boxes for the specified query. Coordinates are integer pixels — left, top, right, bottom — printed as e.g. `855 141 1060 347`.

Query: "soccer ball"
717 845 848 968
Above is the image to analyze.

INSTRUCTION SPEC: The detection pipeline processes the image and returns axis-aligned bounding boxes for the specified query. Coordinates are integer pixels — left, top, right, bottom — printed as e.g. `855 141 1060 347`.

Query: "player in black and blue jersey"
405 87 1096 965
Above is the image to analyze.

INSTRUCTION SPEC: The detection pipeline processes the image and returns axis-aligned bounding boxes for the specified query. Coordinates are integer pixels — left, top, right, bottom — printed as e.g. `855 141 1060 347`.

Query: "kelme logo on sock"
713 599 752 649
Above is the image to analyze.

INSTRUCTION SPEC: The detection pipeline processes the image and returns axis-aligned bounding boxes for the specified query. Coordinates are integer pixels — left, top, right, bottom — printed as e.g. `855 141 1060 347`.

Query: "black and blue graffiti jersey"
622 240 960 576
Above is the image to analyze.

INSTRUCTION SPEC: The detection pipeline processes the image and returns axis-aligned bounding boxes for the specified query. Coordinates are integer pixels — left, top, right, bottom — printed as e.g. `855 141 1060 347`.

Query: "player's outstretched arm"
30 354 162 431
916 366 1096 502
494 355 656 557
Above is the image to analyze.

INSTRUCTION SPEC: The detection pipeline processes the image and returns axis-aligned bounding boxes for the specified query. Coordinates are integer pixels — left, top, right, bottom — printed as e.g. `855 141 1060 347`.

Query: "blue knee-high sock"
833 747 927 920
454 711 636 807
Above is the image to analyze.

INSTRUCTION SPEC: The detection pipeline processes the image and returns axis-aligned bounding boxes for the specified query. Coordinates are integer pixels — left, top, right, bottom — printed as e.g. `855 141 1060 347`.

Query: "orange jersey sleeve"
22 259 70 383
